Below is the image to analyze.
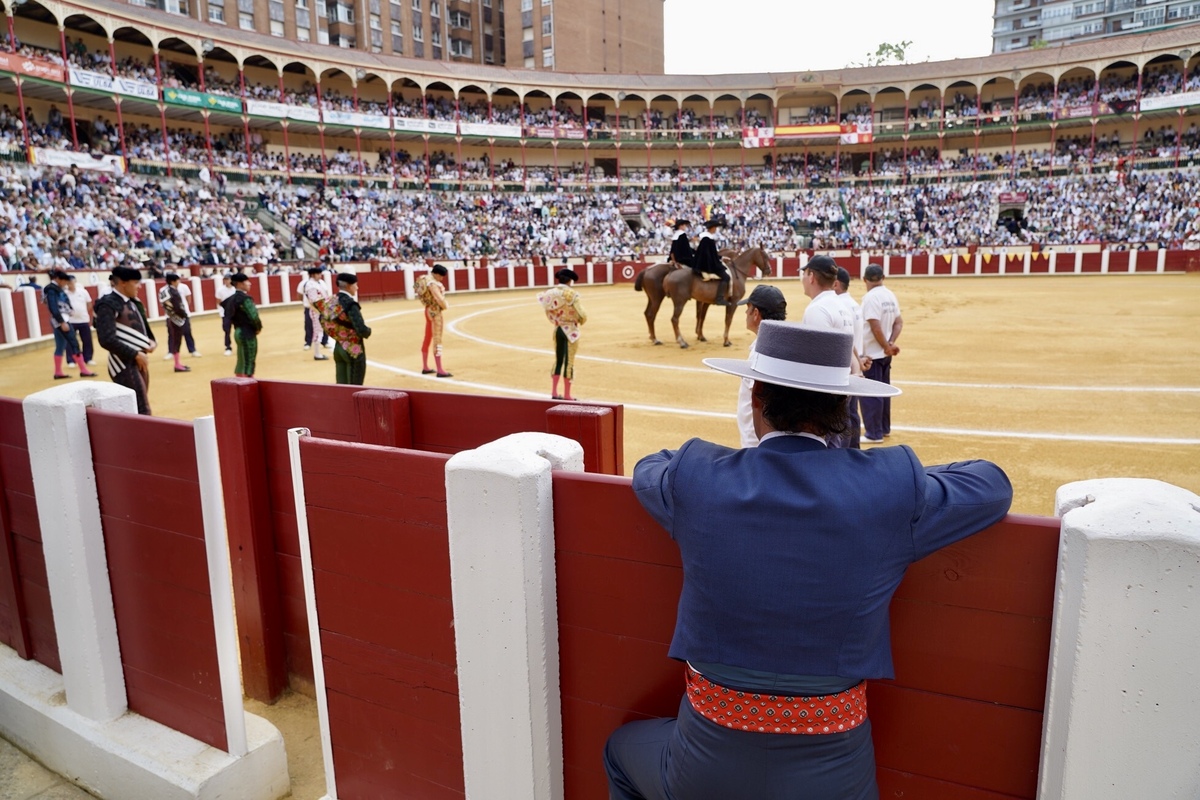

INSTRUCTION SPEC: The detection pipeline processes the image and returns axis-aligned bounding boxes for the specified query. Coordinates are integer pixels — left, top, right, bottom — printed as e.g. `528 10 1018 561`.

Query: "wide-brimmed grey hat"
704 321 900 398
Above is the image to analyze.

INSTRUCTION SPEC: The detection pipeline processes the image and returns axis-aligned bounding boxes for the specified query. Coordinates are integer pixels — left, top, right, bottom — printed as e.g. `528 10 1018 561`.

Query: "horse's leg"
723 303 737 347
644 289 663 345
670 296 689 349
695 302 708 342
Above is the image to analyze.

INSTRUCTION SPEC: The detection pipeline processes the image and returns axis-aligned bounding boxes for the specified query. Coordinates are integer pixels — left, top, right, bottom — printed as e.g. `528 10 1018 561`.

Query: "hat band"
751 351 850 387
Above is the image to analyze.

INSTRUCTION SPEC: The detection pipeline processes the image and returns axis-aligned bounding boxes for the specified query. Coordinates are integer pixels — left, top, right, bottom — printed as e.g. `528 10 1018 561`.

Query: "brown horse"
634 247 772 348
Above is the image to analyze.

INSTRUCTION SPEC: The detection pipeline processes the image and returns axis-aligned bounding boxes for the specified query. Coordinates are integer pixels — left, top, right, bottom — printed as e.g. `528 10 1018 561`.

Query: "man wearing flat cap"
537 267 588 400
221 273 262 378
94 266 156 414
605 322 1012 800
328 272 372 385
734 284 787 446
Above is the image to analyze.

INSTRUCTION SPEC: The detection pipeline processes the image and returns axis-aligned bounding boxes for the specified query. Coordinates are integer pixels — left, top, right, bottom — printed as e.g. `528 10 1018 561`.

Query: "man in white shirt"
859 264 904 443
800 255 858 448
733 285 788 447
214 273 236 356
300 266 331 360
65 275 95 366
834 267 871 449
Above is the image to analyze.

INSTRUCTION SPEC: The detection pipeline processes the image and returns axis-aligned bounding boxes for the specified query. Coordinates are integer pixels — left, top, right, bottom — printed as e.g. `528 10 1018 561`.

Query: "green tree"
856 40 914 67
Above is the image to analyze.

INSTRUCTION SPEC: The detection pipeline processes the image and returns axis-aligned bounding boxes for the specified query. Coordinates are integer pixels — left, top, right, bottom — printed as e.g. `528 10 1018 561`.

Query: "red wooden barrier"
300 437 464 799
551 472 1058 800
87 408 228 751
212 379 623 701
0 398 56 670
199 279 217 311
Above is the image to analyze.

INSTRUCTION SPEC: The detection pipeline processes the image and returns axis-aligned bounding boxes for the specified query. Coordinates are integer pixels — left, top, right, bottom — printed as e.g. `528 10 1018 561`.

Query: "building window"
413 0 421 10
452 11 470 28
432 27 441 44
297 8 311 26
413 22 424 40
521 0 532 10
413 41 424 57
541 15 551 34
371 29 383 47
371 14 382 29
208 0 225 23
296 0 307 7
270 18 285 35
333 3 354 23
451 39 471 57
370 0 381 11
269 0 284 20
392 35 404 52
297 26 311 40
239 11 254 28
543 47 553 67
483 0 490 6
430 0 440 16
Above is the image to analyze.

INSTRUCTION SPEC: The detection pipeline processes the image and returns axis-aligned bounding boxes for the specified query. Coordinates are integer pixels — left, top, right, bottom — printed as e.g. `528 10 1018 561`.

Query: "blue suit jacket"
632 435 1012 680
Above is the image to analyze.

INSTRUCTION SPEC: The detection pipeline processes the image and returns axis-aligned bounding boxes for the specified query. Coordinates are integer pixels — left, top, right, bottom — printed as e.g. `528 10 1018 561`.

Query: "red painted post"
0 469 32 659
353 389 414 449
210 378 287 702
546 404 619 475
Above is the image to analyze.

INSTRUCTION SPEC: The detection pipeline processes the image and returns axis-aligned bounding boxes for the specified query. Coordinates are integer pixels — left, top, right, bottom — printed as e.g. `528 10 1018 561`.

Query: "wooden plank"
308 507 451 599
108 574 220 684
321 631 459 722
552 473 680 566
877 767 1031 800
332 746 464 800
354 390 414 449
327 690 464 795
86 410 200 481
4 491 41 539
558 624 679 718
556 551 680 642
124 665 227 752
259 381 363 439
102 516 211 596
94 469 205 540
888 599 1051 710
0 443 35 491
870 682 1042 798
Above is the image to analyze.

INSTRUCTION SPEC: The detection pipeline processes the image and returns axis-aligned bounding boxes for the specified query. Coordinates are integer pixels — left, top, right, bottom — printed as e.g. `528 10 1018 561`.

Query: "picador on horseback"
668 219 696 271
694 215 730 306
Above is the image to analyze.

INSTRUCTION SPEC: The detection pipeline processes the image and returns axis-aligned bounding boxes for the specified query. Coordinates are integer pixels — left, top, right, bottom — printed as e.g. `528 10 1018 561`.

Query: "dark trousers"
113 364 151 416
51 326 79 359
605 696 878 800
167 319 195 355
860 357 893 439
334 345 366 385
71 322 93 362
234 330 258 376
222 315 233 349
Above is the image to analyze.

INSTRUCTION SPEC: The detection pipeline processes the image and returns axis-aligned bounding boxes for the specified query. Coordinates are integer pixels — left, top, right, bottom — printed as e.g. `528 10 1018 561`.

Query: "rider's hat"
672 219 691 230
704 215 726 229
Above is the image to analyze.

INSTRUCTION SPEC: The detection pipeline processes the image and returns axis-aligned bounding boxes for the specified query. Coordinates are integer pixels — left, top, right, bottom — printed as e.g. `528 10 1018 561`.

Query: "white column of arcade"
445 432 584 800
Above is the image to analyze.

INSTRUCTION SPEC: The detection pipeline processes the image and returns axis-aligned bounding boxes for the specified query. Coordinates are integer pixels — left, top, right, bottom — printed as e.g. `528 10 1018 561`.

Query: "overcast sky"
663 0 997 75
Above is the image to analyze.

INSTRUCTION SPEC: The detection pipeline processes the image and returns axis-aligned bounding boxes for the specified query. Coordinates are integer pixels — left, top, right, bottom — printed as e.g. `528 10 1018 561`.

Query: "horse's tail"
634 268 646 292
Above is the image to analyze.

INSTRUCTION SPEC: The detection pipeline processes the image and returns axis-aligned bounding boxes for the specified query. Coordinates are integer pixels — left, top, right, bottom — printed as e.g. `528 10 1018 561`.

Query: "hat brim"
703 357 901 398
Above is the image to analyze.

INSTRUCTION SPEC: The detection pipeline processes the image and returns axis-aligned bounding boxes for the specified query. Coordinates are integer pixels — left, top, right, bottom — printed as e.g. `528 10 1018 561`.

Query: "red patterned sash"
685 664 867 735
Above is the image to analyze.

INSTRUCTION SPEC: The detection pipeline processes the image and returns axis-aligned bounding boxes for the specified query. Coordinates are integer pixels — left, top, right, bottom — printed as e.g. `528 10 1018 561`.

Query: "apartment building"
994 0 1200 53
127 0 664 73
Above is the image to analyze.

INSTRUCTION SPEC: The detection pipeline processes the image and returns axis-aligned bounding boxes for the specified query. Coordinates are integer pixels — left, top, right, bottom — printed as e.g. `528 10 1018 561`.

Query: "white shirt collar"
759 431 827 446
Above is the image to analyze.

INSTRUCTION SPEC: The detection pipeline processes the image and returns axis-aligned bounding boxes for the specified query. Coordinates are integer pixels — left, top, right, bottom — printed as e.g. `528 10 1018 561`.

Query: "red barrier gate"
0 397 57 671
551 472 1059 800
299 437 464 799
212 379 624 701
87 408 228 751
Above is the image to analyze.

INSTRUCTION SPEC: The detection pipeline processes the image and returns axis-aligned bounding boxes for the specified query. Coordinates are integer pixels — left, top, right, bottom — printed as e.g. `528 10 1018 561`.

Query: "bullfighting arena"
2 271 1197 517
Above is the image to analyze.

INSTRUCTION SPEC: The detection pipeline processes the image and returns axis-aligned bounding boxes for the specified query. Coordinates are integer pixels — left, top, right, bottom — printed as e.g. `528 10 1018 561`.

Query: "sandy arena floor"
2 272 1198 798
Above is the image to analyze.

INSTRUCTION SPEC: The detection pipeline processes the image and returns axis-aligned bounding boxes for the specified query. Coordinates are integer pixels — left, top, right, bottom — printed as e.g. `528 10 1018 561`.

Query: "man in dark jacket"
220 273 262 377
43 269 97 379
94 267 155 414
694 216 730 306
668 219 695 270
330 272 372 385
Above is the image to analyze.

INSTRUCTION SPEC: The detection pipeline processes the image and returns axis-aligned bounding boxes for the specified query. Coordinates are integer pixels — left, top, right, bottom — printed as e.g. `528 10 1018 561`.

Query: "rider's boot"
714 279 730 306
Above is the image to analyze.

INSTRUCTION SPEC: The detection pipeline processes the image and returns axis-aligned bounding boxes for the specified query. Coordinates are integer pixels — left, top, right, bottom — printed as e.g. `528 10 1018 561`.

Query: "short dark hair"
431 264 449 276
753 382 848 437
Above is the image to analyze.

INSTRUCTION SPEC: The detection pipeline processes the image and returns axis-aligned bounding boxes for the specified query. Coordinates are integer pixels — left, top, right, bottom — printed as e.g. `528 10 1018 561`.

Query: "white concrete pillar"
904 253 912 275
951 252 959 276
526 264 536 287
1100 249 1110 273
585 261 595 285
402 265 416 300
1022 252 1031 274
487 263 497 290
1048 251 1057 274
859 252 868 272
1074 251 1083 274
188 277 205 313
798 252 810 271
506 263 516 290
445 432 584 800
1039 479 1200 800
446 266 458 294
22 287 42 337
142 279 159 319
22 382 136 722
0 288 16 343
466 264 477 292
1157 248 1167 273
256 273 271 306
1127 248 1138 273
926 252 934 275
974 251 983 275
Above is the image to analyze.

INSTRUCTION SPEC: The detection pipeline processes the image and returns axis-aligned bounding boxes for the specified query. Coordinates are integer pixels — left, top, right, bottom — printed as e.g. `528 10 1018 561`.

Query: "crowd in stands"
0 154 1199 275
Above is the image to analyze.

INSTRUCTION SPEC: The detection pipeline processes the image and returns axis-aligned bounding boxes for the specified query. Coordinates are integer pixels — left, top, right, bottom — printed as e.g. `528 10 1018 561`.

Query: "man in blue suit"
605 322 1013 800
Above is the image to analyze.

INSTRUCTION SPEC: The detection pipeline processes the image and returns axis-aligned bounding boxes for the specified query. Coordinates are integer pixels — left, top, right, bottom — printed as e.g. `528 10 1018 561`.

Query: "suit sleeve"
632 444 691 537
909 450 1014 561
94 299 140 362
346 300 372 338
